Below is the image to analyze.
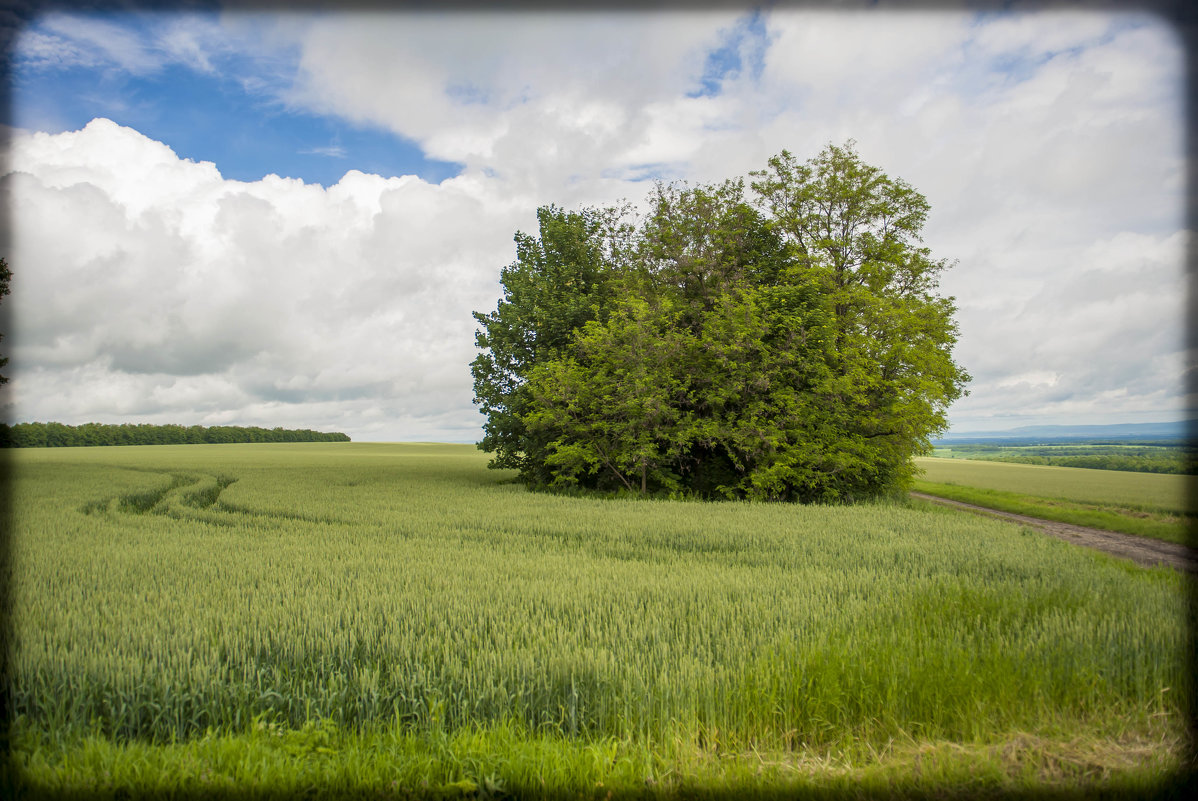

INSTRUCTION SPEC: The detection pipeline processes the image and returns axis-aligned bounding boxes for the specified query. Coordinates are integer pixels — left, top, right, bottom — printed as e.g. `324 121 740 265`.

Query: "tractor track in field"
910 492 1198 575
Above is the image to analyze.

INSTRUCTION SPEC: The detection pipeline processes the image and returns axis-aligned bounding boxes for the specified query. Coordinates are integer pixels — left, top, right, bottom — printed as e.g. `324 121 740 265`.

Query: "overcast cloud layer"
1 6 1191 441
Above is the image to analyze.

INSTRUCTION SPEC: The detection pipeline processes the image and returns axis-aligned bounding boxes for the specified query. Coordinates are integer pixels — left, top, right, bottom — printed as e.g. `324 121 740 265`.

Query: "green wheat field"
3 443 1193 798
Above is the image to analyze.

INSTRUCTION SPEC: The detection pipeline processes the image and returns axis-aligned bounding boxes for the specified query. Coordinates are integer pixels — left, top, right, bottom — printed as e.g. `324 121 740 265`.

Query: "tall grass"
5 444 1191 784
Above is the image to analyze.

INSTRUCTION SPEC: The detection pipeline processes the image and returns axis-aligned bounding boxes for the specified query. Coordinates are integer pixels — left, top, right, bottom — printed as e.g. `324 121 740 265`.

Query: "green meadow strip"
911 480 1191 545
913 456 1191 514
6 718 1192 800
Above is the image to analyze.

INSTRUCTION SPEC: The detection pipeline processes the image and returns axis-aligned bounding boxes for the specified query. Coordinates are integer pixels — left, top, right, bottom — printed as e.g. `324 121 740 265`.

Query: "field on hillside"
928 440 1194 474
4 443 1193 797
913 456 1194 544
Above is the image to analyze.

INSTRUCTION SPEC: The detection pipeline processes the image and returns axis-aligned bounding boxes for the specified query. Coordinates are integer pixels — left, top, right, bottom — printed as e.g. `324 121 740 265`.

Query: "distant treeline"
986 453 1195 475
933 441 1196 475
0 422 351 448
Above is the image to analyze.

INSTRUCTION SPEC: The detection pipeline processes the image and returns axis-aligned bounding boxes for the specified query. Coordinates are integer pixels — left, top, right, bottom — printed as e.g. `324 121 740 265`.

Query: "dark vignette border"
0 1 1194 799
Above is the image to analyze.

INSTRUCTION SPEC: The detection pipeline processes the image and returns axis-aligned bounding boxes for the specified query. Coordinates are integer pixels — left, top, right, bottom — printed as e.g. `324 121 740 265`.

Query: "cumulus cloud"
276 11 750 194
2 119 539 440
1 8 1189 438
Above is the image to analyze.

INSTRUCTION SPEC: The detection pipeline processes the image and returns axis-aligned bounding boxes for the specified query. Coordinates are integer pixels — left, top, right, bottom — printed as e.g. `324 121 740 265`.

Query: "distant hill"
935 420 1194 442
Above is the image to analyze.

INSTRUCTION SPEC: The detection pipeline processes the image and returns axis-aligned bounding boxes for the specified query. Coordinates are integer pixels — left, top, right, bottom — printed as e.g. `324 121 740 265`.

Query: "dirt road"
909 492 1198 575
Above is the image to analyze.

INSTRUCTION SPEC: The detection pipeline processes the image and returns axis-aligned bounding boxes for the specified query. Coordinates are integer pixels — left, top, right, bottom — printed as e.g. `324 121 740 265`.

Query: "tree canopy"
472 143 969 502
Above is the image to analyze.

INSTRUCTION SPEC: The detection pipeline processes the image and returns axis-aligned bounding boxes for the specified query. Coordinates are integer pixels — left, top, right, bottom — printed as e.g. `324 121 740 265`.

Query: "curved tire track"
910 491 1198 575
83 471 237 517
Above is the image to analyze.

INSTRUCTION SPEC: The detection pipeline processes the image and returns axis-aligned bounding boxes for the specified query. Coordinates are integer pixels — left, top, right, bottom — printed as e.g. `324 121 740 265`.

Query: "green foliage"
470 204 635 485
472 144 970 501
0 422 350 448
525 294 691 495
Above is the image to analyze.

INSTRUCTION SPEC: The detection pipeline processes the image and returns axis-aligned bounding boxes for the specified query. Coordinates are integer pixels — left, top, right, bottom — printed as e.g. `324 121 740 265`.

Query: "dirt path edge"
909 491 1198 575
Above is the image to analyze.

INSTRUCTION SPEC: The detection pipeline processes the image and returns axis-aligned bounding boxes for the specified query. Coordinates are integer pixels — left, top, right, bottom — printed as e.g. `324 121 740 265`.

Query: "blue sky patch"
690 9 769 98
11 14 462 186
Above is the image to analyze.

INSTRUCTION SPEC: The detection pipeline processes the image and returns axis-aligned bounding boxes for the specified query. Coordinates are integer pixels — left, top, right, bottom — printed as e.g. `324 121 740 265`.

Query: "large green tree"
472 144 969 502
470 204 634 484
749 142 970 497
524 294 691 495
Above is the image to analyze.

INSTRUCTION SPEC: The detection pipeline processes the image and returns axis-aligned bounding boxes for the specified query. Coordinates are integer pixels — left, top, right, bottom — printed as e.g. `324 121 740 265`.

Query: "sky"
0 3 1191 442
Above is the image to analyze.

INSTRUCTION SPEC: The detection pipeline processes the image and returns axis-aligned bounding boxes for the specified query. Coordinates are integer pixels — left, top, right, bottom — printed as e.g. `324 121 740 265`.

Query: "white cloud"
2 8 1190 438
945 228 1190 429
276 10 747 190
300 145 347 158
966 10 1119 62
36 13 163 74
997 371 1060 390
1 119 538 439
14 30 106 71
157 17 221 74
